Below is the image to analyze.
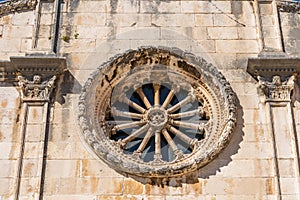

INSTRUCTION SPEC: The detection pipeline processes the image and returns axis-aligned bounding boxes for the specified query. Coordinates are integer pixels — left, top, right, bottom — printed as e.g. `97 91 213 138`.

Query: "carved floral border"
0 0 37 16
277 0 300 13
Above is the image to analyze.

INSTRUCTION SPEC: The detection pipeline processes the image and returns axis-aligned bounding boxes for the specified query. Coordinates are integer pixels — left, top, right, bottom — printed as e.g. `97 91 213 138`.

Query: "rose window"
78 47 237 177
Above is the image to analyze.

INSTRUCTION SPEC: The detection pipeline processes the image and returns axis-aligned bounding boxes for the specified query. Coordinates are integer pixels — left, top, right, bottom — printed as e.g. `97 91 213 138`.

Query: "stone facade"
0 0 300 200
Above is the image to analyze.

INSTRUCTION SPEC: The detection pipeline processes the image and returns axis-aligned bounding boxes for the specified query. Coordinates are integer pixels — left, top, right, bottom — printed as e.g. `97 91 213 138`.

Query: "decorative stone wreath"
78 47 237 177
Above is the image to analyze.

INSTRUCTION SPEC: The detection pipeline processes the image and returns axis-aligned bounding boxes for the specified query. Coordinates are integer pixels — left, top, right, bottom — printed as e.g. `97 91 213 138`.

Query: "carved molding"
78 47 237 178
277 1 300 13
0 0 37 16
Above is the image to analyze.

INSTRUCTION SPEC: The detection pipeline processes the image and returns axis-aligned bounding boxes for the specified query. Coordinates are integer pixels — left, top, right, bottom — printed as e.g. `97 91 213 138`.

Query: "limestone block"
20 39 33 52
44 195 97 200
140 1 181 13
152 14 195 27
11 12 35 26
0 124 17 142
165 196 204 200
277 159 296 178
75 26 110 39
217 160 255 177
0 142 19 159
39 14 53 26
253 159 275 177
123 179 144 195
37 25 51 37
0 15 12 25
0 39 22 52
181 1 231 14
96 39 131 53
208 27 238 40
3 25 33 38
19 177 40 195
259 3 273 15
111 0 139 14
213 14 239 27
208 53 236 69
237 27 257 40
27 106 45 124
239 95 260 109
242 124 270 142
112 14 152 27
35 38 52 51
190 40 216 53
21 159 39 177
41 2 54 14
195 14 213 27
75 1 109 13
204 178 272 195
45 160 79 178
160 27 208 40
216 40 259 53
25 124 43 142
70 142 95 160
80 159 123 178
184 181 202 195
145 183 184 196
58 177 123 195
130 40 168 50
72 13 106 26
231 141 273 159
23 142 42 159
280 177 299 194
60 39 96 53
262 26 279 38
116 27 160 40
0 178 13 195
47 142 72 159
0 160 17 178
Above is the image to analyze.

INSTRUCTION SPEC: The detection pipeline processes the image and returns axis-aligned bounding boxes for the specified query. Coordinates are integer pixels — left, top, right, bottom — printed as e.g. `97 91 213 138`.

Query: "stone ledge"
247 57 300 81
0 55 66 82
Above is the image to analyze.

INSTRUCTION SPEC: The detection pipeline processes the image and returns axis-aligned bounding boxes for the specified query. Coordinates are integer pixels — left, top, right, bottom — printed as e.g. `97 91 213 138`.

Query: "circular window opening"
78 47 237 177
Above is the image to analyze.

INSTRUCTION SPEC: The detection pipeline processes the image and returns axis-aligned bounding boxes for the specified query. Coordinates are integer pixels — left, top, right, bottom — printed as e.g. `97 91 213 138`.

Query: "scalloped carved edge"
78 46 237 177
277 1 300 13
0 0 37 16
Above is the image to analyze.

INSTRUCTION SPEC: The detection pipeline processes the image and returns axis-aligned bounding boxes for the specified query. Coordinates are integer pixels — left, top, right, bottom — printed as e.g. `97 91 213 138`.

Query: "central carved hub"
147 108 167 129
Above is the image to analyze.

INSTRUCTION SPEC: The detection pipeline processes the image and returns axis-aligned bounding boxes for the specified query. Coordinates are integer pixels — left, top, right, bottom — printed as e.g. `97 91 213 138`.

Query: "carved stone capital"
18 74 57 102
258 74 296 103
0 56 66 103
247 57 300 105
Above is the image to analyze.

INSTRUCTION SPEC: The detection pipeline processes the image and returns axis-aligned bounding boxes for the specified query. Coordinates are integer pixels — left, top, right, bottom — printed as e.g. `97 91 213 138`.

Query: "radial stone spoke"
162 129 181 154
111 107 144 119
153 83 161 107
167 125 192 145
167 92 196 113
121 124 150 146
154 130 162 161
170 120 207 130
135 127 154 153
112 121 146 132
119 95 146 113
169 107 204 119
136 88 152 109
162 89 175 109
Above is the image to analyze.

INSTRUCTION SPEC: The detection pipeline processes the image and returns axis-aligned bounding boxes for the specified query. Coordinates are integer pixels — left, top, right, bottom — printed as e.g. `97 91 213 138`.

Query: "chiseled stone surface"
0 0 299 200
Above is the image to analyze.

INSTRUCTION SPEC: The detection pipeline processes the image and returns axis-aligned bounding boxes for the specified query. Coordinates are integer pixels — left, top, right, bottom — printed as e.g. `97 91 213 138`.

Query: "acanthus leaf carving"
18 74 56 103
258 74 296 103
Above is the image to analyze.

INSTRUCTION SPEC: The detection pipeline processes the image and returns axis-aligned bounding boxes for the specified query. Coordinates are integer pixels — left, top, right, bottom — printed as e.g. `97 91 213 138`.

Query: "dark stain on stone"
231 1 243 18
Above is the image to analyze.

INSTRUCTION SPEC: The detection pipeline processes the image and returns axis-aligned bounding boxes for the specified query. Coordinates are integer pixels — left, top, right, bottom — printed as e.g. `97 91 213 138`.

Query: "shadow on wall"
55 70 82 105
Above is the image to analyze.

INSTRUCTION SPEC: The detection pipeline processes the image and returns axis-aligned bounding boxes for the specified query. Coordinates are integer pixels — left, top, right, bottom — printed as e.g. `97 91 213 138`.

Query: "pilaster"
0 56 66 200
248 58 300 200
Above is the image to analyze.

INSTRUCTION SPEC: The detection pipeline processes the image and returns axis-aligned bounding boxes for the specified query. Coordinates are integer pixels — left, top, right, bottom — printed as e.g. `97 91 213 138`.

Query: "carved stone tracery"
0 0 37 16
78 47 237 177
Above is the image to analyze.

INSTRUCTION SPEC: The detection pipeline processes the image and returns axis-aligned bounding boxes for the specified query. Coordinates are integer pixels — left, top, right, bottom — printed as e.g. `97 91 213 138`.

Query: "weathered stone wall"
0 0 299 200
